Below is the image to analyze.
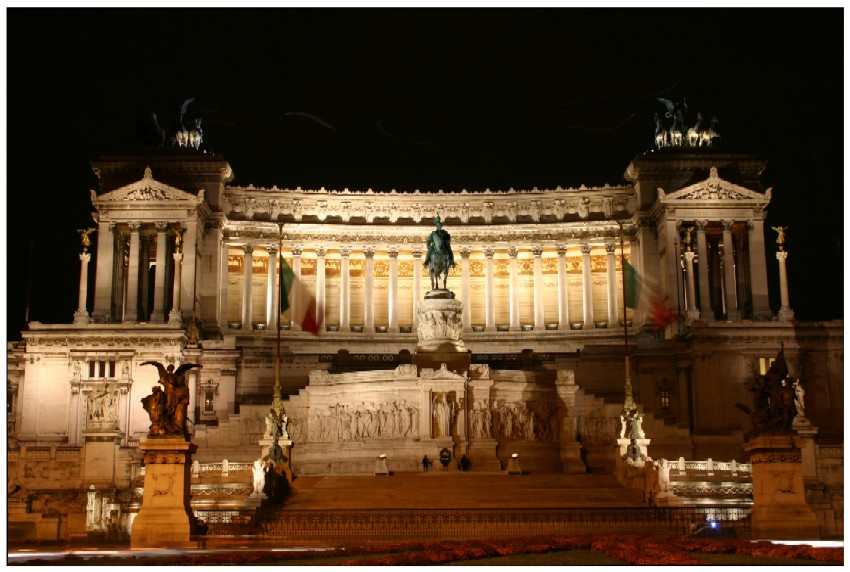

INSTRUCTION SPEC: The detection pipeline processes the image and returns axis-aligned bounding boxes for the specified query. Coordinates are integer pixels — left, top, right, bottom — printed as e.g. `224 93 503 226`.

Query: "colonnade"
222 241 632 334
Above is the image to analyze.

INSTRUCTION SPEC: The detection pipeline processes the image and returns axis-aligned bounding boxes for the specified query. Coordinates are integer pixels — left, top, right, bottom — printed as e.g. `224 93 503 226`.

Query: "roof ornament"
654 98 720 150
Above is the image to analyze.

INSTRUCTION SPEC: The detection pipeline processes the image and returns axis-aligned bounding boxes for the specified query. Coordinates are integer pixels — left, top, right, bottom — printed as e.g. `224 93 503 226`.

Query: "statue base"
744 434 819 539
416 297 465 353
425 288 455 300
259 437 293 483
131 437 196 549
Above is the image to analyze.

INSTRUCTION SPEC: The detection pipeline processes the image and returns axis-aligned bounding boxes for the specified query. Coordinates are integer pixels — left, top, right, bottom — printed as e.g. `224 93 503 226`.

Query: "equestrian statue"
423 214 456 292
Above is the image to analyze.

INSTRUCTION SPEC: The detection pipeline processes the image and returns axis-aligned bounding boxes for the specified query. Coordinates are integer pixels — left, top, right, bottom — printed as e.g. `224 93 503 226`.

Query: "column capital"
108 222 118 231
316 247 326 258
683 250 696 262
340 247 351 258
460 247 471 259
695 219 710 230
128 222 142 232
776 251 789 261
532 247 544 257
243 243 254 255
291 247 303 256
154 222 169 232
580 243 592 255
173 251 183 262
508 246 519 259
364 248 375 259
484 247 495 259
79 252 92 263
411 249 422 259
556 245 567 257
605 243 616 255
266 244 279 255
721 220 735 231
388 249 399 259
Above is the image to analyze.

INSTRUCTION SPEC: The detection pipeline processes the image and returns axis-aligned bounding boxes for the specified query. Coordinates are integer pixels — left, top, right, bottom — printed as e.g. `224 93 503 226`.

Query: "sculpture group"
140 361 201 437
654 98 720 150
737 348 807 435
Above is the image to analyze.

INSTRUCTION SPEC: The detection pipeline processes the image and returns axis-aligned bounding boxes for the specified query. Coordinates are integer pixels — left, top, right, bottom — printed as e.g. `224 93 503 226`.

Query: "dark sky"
6 8 843 339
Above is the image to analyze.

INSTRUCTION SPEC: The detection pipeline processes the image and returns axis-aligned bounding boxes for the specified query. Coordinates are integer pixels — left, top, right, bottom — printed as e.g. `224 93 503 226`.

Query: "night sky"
6 8 843 340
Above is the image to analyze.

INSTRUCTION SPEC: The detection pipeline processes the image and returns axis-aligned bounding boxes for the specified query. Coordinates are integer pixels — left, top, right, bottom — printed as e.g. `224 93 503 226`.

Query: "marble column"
152 223 169 323
695 221 715 321
316 247 326 333
605 243 618 327
241 244 254 330
74 251 92 325
339 248 350 331
581 244 594 329
124 223 141 322
290 248 302 330
179 219 198 321
484 248 495 332
388 249 399 332
721 221 739 320
776 250 794 321
748 219 771 320
508 247 520 331
92 221 114 321
266 245 278 328
218 242 230 328
460 248 471 330
556 246 569 330
684 248 699 321
168 250 183 325
412 250 422 329
532 247 545 330
364 248 375 333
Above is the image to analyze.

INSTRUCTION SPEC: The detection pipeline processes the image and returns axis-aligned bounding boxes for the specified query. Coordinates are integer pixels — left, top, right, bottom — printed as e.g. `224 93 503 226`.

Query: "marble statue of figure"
793 378 806 418
251 458 266 497
72 361 82 381
423 214 456 291
657 459 671 493
140 361 201 437
433 393 449 438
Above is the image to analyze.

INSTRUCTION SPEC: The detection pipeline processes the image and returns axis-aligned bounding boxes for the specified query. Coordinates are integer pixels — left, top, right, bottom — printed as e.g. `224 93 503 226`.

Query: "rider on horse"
424 214 456 290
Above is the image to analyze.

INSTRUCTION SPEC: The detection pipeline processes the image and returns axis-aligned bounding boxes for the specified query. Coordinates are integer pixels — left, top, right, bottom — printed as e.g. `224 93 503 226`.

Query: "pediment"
92 166 204 204
419 362 467 382
660 167 771 204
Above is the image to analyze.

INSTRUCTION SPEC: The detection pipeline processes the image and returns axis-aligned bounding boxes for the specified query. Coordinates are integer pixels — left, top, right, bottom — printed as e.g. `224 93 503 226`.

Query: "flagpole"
618 221 635 411
273 223 283 415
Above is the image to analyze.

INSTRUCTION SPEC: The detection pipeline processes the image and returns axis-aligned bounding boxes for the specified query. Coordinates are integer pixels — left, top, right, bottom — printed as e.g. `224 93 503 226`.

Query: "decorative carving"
772 226 787 251
416 299 465 352
306 400 420 442
77 228 96 253
736 347 797 436
86 385 119 429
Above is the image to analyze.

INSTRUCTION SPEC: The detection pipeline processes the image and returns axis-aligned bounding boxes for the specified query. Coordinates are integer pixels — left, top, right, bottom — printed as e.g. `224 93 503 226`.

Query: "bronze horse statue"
423 215 455 291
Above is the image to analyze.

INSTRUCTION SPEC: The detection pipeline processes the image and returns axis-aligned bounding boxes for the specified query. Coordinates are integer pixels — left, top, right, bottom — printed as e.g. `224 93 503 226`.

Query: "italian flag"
279 256 321 335
623 260 677 332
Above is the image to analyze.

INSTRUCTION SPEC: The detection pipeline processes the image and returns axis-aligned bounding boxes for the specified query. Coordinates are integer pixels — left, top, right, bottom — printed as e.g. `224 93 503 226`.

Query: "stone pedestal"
506 453 523 475
467 438 501 471
745 434 819 539
416 295 465 353
259 436 293 483
374 455 390 476
131 438 196 549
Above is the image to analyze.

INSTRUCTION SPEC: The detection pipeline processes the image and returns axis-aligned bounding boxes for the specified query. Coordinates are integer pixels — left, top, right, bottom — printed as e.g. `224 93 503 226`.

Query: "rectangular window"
108 361 116 378
89 361 96 379
99 361 107 378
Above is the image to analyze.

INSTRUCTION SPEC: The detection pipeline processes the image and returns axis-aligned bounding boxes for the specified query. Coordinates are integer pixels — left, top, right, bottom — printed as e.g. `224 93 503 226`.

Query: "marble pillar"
92 221 114 322
388 249 399 332
776 250 794 321
605 243 617 327
339 248 351 331
168 251 183 325
179 220 197 321
316 248 326 333
364 249 375 333
460 248 472 330
695 221 715 321
152 223 169 323
290 249 302 330
532 247 544 330
484 248 495 332
218 242 230 328
241 244 254 330
684 250 699 321
412 250 422 329
74 251 92 325
557 246 569 330
581 244 594 329
721 221 739 320
266 245 278 328
508 247 520 331
748 220 771 320
124 224 141 322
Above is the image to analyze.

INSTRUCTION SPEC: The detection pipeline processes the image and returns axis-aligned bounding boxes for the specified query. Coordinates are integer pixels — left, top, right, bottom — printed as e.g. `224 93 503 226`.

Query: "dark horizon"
7 8 843 339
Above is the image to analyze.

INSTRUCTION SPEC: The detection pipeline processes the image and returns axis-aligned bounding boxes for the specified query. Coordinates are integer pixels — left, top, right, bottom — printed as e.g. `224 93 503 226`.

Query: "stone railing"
670 457 751 477
136 459 252 479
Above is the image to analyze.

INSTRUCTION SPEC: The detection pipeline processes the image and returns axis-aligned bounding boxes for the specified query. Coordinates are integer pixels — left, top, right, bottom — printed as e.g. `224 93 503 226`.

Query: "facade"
7 149 843 538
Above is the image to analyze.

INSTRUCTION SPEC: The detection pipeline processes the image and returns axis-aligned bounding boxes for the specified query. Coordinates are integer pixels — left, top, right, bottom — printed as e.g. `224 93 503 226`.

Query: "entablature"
222 184 636 225
650 167 771 222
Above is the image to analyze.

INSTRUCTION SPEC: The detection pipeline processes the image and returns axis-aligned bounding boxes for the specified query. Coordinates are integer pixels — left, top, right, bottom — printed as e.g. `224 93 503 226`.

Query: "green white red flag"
279 255 321 335
623 260 677 332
